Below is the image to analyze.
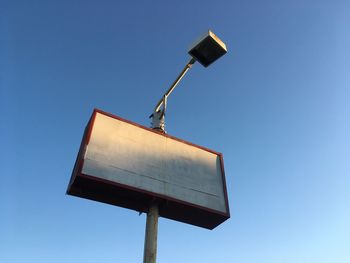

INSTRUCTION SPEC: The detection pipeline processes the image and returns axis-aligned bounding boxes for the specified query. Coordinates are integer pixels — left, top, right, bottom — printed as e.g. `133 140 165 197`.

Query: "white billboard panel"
68 109 229 229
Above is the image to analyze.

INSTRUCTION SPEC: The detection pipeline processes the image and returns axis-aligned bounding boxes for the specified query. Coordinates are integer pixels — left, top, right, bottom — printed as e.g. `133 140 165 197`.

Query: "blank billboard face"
67 109 230 229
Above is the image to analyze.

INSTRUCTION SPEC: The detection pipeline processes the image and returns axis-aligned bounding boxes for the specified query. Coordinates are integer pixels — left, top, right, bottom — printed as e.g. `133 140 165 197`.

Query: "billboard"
67 109 230 229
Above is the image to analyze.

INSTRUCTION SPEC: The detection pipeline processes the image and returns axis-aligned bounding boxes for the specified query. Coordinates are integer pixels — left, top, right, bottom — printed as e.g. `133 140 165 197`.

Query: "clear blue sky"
1 0 349 262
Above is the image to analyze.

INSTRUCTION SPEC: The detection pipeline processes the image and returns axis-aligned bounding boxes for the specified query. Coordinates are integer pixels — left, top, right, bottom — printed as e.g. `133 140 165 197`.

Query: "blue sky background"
1 0 349 262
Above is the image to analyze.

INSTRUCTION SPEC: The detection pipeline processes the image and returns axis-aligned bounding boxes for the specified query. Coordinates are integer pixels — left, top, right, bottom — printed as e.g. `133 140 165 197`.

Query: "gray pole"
153 58 196 113
143 203 159 263
150 58 196 132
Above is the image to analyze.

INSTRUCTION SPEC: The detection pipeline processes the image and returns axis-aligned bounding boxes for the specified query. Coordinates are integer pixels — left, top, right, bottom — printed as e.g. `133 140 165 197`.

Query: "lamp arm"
154 57 196 112
150 57 196 132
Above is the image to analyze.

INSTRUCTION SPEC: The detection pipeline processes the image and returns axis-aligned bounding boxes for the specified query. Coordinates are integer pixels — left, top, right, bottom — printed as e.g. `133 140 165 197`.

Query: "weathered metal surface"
67 109 230 229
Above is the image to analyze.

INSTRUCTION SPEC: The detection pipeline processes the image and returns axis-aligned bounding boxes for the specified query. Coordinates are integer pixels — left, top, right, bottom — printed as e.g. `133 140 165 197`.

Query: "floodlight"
188 30 227 67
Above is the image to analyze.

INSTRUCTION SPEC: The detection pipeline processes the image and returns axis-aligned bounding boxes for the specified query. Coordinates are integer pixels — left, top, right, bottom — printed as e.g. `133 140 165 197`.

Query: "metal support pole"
150 57 196 132
143 203 159 263
154 57 196 113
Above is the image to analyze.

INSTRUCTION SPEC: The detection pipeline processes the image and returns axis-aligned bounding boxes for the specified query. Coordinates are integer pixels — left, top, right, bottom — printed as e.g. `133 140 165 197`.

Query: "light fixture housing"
188 30 227 67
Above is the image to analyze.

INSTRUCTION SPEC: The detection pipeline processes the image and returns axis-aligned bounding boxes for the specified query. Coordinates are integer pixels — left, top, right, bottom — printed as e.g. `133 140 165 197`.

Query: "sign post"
67 30 229 263
143 203 159 263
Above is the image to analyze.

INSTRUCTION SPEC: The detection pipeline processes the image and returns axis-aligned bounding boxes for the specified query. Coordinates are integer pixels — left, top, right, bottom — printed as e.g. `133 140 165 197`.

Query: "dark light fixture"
188 30 227 67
